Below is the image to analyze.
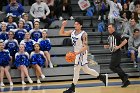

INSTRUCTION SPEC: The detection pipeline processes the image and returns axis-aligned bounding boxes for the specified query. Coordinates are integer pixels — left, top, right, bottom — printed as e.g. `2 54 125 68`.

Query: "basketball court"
1 78 140 93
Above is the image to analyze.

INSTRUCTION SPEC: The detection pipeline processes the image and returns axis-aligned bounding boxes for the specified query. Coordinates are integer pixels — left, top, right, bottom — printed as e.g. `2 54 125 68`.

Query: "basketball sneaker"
63 83 75 93
97 74 108 86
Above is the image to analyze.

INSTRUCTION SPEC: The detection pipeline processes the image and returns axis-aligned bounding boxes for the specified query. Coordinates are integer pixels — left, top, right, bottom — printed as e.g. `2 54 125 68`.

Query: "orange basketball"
65 51 76 63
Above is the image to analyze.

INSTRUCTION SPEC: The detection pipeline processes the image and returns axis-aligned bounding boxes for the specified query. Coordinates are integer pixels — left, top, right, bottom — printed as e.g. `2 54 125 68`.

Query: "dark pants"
28 0 35 5
39 17 52 29
109 50 127 82
0 0 8 11
56 5 72 18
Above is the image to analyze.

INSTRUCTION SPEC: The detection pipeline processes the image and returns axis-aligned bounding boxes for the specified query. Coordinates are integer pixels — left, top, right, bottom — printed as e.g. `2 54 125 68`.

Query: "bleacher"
1 0 140 83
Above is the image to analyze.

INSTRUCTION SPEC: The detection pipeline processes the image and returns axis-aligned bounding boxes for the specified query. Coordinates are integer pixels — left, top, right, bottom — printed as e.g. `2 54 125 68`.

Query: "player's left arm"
75 32 88 55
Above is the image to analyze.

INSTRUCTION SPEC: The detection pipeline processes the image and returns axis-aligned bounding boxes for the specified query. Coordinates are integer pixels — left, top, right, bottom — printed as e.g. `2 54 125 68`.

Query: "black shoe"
97 74 108 86
63 83 75 93
122 74 129 84
121 80 130 88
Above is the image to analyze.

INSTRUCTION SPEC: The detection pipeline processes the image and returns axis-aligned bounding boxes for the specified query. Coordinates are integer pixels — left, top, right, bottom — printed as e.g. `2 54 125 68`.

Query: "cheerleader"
0 22 8 41
0 40 13 87
20 32 36 54
4 31 19 59
22 13 33 32
13 19 27 43
6 14 17 31
38 30 53 68
14 44 33 85
29 19 42 42
30 43 47 83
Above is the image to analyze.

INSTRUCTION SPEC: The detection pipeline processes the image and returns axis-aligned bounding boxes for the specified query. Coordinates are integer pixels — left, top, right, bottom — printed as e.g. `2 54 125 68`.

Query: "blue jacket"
6 3 24 17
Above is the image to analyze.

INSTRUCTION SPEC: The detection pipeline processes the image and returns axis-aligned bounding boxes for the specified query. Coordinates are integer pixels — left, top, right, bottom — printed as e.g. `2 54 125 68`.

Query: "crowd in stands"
0 0 139 87
89 0 140 68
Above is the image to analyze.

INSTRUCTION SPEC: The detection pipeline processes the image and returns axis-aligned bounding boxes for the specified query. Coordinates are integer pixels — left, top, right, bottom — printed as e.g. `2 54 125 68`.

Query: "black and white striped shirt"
107 32 125 52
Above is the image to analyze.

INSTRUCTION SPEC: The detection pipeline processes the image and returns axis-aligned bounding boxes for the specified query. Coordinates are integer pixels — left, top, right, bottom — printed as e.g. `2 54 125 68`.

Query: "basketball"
65 51 76 63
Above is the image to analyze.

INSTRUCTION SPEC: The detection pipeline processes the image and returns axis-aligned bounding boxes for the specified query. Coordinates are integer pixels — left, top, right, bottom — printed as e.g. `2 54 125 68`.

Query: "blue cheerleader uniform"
0 32 8 41
7 22 17 31
14 29 27 43
14 52 30 67
30 29 42 42
0 50 11 67
24 21 33 32
20 39 35 54
30 51 45 67
38 38 51 51
4 39 19 57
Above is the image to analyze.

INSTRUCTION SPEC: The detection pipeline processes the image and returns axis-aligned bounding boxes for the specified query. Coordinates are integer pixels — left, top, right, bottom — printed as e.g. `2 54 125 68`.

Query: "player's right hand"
104 45 109 49
62 20 67 27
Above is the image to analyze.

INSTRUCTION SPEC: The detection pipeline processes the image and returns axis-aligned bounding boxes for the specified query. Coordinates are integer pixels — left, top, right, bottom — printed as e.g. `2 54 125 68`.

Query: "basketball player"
59 18 108 93
104 24 130 87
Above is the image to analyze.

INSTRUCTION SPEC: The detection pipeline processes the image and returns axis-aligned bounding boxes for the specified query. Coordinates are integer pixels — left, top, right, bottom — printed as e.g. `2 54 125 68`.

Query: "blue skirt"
14 55 30 67
31 54 45 67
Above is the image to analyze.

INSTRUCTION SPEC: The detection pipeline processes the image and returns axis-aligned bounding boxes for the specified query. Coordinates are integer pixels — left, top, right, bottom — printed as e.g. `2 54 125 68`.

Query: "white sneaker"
103 15 106 20
70 16 74 20
37 79 41 84
27 77 33 84
22 81 26 85
59 16 63 20
1 82 5 87
134 64 137 68
41 74 45 79
134 61 137 68
98 15 101 20
49 62 53 68
10 82 13 86
105 74 108 87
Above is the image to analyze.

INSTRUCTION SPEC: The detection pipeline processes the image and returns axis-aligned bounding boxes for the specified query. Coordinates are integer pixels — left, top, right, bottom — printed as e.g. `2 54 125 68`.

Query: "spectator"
20 32 36 54
14 44 33 85
121 11 129 33
131 12 138 20
0 22 8 41
0 0 8 13
106 0 122 24
121 3 131 20
42 0 60 19
30 0 52 28
6 0 24 18
38 30 53 68
122 18 140 38
22 13 33 32
120 3 131 33
13 19 27 43
57 0 74 20
129 0 135 12
128 29 140 68
29 19 42 42
134 0 140 24
30 43 46 83
6 14 17 31
98 0 108 21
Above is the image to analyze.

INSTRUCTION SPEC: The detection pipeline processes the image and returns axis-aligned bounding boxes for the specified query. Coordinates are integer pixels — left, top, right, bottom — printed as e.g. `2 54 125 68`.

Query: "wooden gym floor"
1 78 140 93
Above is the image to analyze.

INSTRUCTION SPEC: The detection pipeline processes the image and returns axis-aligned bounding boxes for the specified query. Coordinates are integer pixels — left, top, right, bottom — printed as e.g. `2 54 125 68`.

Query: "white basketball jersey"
71 30 88 65
71 30 85 52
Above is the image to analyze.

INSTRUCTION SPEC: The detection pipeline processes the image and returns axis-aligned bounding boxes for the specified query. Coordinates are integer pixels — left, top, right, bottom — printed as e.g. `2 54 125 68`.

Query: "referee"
104 24 130 87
